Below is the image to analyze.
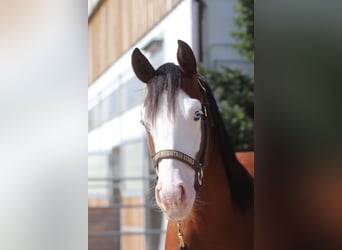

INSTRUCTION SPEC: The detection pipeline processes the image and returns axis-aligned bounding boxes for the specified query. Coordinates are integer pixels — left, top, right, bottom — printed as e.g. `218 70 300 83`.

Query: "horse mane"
145 63 253 210
199 76 254 211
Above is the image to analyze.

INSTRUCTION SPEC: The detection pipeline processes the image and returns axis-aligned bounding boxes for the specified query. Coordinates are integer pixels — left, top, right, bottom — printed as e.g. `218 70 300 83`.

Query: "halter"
143 79 212 250
145 79 211 192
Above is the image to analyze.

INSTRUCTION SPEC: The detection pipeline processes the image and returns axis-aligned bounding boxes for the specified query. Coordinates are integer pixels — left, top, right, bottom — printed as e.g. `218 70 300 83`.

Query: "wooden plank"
88 207 120 250
88 0 181 84
122 196 145 228
121 196 145 250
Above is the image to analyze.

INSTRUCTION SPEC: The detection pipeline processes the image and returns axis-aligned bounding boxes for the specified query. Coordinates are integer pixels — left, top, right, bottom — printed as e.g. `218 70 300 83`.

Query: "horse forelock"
145 63 181 123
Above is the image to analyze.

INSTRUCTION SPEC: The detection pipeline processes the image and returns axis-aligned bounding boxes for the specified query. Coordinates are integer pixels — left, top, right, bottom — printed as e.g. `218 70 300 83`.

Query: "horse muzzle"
155 182 194 221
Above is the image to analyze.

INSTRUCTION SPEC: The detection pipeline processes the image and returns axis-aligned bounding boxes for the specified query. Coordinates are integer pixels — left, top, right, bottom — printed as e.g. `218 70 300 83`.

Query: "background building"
88 0 252 249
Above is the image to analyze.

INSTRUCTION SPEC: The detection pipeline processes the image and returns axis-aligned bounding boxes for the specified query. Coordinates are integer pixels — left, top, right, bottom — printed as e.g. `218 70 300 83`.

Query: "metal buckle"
197 167 204 186
202 104 208 119
177 221 185 248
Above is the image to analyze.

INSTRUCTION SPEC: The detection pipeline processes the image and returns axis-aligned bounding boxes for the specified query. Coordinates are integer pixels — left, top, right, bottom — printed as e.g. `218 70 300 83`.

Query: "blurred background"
2 0 341 249
87 0 253 249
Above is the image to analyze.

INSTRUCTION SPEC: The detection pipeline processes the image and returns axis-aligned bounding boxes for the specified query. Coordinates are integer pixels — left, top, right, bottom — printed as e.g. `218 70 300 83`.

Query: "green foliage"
200 67 254 151
232 0 254 63
198 0 254 151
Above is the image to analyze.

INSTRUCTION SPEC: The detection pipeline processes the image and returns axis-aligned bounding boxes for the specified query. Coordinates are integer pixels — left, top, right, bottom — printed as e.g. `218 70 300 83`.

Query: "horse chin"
163 203 193 222
162 198 193 221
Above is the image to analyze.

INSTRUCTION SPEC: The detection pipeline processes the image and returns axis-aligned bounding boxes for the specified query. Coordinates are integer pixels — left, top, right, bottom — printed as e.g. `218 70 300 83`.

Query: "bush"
200 67 254 151
199 0 254 151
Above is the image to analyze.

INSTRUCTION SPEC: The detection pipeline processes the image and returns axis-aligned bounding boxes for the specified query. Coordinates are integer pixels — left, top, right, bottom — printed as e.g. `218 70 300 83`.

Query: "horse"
131 40 253 250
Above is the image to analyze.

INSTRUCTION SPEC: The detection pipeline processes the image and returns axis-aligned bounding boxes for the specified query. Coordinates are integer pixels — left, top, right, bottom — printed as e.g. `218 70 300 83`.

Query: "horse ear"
177 40 197 77
131 48 155 84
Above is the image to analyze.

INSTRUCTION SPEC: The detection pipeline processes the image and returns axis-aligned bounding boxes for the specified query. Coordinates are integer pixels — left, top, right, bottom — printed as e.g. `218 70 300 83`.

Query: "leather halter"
145 79 211 192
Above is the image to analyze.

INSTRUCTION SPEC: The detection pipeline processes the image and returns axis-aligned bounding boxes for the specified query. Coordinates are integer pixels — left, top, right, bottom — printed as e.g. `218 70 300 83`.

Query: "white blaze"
142 89 202 221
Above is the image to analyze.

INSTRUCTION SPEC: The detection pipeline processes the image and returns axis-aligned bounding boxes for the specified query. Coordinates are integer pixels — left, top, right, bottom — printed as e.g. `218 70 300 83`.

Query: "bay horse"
131 40 253 250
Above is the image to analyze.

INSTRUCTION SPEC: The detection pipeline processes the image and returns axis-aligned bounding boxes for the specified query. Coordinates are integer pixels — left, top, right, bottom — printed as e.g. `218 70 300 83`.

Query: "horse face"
132 40 201 221
141 90 202 221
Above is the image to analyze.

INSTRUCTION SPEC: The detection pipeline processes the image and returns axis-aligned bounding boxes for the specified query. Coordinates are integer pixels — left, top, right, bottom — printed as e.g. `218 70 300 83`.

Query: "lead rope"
177 221 188 250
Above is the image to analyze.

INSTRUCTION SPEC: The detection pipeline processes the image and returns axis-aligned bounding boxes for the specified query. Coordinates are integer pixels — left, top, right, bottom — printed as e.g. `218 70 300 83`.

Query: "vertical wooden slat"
141 0 146 38
88 0 181 84
88 20 94 84
121 0 128 52
101 0 107 68
91 10 100 81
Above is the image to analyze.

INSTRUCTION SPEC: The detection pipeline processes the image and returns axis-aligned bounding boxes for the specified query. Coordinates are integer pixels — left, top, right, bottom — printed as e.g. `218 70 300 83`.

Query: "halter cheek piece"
148 79 211 193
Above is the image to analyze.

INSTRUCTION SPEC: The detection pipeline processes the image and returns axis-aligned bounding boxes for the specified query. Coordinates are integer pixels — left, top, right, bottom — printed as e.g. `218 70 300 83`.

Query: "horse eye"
140 119 151 131
194 110 204 121
140 119 145 126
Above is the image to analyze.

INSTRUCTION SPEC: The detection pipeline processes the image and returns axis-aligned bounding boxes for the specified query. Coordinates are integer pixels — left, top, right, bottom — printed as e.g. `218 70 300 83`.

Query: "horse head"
132 40 207 221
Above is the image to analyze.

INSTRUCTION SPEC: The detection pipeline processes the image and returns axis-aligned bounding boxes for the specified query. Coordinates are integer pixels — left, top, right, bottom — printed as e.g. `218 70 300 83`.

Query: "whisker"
145 181 164 213
193 198 207 208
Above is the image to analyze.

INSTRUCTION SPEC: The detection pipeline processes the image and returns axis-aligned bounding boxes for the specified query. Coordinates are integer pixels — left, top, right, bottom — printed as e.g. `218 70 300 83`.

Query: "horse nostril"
155 186 162 205
178 184 186 203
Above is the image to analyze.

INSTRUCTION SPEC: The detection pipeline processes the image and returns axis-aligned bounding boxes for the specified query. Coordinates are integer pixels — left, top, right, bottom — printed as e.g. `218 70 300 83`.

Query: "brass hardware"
177 221 185 248
197 167 203 186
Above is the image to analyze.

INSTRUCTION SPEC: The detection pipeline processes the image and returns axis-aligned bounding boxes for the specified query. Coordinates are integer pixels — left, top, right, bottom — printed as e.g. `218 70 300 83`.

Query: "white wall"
201 0 253 75
88 0 196 153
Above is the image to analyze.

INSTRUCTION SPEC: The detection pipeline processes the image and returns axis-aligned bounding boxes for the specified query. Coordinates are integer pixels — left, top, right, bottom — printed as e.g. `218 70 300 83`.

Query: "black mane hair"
199 76 254 210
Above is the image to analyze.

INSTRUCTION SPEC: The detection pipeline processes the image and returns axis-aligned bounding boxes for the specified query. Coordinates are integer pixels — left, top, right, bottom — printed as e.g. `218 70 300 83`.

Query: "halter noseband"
148 79 211 192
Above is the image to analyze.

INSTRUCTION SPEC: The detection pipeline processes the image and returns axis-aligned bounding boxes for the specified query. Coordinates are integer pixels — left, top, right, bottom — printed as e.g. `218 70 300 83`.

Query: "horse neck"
189 130 235 226
165 129 253 249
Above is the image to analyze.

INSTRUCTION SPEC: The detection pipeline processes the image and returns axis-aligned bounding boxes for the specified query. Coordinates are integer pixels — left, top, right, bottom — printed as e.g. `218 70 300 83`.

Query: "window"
120 141 144 193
